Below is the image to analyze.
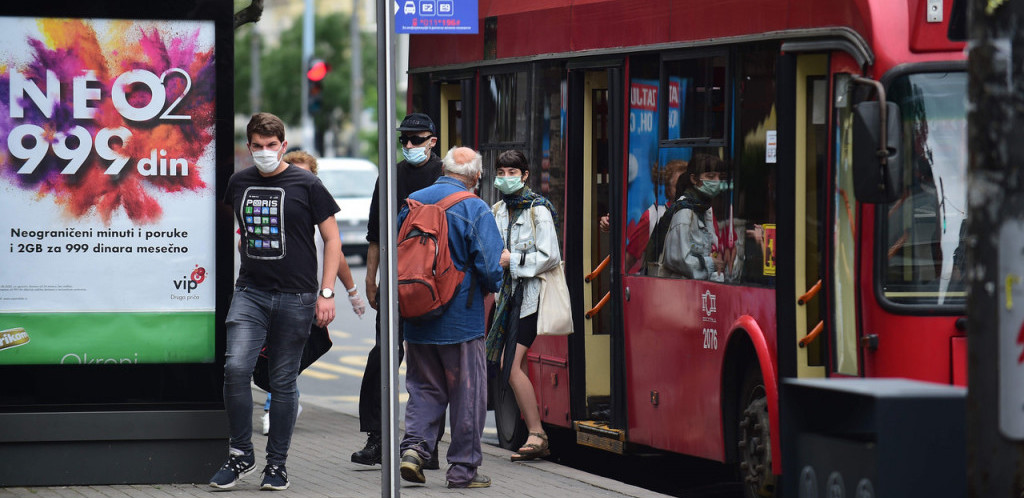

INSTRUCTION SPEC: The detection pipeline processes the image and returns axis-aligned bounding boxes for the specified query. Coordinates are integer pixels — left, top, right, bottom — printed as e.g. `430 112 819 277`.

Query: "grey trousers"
401 337 487 486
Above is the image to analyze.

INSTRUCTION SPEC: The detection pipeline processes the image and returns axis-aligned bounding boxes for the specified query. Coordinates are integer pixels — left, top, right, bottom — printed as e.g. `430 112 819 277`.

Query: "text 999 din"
8 68 194 177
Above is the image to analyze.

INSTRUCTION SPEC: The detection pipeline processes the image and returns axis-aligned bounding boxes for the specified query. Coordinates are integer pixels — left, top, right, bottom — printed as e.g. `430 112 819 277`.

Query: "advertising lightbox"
0 17 218 366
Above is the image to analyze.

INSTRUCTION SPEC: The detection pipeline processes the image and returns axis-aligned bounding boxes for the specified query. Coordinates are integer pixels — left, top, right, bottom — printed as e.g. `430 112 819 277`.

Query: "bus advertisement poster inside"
0 17 217 366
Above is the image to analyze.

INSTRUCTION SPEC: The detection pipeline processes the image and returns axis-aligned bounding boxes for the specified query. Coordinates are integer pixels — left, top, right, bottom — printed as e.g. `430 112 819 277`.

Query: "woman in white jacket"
485 150 561 462
659 153 729 281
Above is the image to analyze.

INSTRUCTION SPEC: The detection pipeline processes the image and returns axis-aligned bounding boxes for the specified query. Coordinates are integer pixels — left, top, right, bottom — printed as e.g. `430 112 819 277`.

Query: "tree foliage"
235 11 378 158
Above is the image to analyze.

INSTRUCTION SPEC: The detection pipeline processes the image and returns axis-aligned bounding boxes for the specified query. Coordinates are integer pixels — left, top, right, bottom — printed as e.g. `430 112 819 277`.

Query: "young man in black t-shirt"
352 113 445 467
211 113 341 491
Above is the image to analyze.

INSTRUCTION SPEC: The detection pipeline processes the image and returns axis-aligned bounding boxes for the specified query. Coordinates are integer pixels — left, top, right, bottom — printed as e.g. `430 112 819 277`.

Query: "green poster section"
0 312 215 365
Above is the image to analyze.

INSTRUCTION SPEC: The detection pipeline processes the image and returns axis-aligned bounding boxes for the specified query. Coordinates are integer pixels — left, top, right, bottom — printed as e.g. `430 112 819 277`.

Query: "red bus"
406 1 967 496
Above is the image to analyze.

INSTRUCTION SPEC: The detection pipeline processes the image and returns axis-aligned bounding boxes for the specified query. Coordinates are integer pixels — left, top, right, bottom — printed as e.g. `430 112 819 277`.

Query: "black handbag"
252 324 333 392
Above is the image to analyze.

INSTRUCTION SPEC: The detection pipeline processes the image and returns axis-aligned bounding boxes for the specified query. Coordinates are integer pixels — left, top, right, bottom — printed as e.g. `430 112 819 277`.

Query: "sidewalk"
1 390 668 498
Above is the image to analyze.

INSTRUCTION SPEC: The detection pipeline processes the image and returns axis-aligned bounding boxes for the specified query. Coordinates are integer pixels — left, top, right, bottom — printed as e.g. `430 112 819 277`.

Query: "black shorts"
516 312 538 348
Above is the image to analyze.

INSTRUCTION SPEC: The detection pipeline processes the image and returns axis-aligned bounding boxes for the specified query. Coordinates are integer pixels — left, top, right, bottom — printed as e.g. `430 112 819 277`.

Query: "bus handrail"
798 320 825 347
586 292 611 319
586 255 611 283
797 279 822 305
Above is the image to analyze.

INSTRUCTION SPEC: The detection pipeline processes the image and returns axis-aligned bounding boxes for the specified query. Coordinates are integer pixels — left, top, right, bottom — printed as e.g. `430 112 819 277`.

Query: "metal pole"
301 0 315 153
376 0 399 495
349 0 363 157
966 0 1024 496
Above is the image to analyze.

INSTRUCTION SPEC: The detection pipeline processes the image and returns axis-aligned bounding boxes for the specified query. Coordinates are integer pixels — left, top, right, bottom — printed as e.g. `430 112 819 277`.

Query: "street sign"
396 0 478 34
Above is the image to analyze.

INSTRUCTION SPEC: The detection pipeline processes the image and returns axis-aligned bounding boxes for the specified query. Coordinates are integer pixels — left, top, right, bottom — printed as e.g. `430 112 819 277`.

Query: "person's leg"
509 342 545 451
354 305 406 464
401 342 448 457
223 288 272 456
357 300 406 433
264 291 316 467
443 338 487 487
210 288 269 487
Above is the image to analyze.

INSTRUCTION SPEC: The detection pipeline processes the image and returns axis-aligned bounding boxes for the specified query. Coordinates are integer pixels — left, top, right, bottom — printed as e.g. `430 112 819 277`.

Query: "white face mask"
252 149 281 174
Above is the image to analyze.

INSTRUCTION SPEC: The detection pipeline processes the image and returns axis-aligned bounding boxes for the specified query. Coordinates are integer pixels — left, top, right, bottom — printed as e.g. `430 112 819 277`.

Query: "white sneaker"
261 412 270 435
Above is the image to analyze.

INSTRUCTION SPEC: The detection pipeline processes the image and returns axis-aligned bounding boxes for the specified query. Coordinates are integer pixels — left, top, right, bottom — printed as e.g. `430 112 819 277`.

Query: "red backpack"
396 190 476 321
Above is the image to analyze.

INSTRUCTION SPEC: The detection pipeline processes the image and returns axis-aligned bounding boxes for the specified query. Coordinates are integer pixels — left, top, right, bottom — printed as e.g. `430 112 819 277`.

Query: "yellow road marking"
307 361 367 377
300 369 338 380
329 345 371 352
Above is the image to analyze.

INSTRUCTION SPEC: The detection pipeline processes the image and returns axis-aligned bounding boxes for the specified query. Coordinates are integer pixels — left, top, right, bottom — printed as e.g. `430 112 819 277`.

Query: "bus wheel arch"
722 318 779 498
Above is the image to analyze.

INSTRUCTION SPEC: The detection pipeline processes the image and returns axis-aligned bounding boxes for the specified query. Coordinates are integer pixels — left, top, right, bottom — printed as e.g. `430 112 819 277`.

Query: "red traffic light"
307 59 329 82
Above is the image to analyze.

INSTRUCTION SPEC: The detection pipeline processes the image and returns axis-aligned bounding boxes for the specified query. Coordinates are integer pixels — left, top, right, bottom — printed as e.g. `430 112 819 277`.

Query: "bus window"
661 54 728 143
880 71 967 308
734 48 778 287
535 64 567 241
480 70 529 205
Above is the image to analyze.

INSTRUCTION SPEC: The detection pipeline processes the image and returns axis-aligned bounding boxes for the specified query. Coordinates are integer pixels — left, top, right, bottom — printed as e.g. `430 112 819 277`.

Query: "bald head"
443 147 483 187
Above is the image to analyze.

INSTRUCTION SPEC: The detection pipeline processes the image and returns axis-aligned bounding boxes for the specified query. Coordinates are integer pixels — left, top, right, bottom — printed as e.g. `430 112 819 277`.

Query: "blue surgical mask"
697 179 729 198
401 146 428 164
493 176 524 195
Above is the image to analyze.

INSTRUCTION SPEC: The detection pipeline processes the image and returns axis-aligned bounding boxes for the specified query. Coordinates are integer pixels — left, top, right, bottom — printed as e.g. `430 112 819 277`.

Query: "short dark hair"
680 153 726 191
247 112 286 143
495 150 529 172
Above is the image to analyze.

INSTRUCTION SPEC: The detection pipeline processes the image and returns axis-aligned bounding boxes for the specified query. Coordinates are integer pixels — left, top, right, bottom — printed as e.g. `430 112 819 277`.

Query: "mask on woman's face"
252 149 281 174
401 146 428 164
697 179 729 198
493 175 525 195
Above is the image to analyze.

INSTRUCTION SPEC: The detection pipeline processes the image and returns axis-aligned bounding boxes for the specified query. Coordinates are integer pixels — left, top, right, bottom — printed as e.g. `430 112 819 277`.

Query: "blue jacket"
398 176 505 344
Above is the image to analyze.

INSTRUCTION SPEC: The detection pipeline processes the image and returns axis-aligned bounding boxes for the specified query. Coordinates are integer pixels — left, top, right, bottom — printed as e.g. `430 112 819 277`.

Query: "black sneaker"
447 473 491 489
423 447 440 470
399 449 425 483
351 432 382 466
209 449 256 489
260 464 289 491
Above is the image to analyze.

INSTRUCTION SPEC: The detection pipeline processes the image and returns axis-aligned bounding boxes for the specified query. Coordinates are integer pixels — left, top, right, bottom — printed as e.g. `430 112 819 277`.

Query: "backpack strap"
430 189 476 308
435 190 476 210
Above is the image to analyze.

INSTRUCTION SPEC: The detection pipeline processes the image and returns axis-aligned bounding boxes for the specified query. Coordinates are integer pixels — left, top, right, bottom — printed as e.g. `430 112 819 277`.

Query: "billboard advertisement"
0 17 217 365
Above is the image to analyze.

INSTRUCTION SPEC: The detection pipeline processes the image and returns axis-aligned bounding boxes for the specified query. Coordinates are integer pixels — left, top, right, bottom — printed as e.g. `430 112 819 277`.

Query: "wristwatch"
319 288 335 299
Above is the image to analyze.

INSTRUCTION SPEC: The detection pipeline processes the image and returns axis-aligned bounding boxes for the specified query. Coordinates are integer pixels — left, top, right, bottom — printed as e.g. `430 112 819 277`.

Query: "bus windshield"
881 71 967 308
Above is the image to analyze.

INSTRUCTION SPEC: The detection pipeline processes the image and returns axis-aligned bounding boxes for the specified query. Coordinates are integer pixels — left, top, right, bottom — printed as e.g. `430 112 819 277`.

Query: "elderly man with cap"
352 113 445 468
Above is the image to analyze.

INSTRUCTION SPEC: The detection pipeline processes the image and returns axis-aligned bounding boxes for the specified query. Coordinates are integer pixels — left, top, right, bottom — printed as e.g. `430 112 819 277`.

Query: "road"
287 260 500 447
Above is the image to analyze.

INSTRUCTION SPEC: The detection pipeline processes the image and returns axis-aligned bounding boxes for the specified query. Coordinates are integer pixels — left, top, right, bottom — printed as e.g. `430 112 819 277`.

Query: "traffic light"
307 58 329 113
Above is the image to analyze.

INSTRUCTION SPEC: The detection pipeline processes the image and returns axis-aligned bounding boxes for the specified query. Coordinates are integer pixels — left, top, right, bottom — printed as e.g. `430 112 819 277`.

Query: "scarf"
485 187 558 370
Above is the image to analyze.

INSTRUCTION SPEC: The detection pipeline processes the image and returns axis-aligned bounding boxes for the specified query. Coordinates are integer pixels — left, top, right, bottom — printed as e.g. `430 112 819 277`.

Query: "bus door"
828 67 862 377
792 54 830 379
437 79 474 153
565 65 627 449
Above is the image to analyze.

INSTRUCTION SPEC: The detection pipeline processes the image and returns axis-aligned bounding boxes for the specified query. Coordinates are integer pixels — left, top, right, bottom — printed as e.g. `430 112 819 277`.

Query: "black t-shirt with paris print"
223 164 340 293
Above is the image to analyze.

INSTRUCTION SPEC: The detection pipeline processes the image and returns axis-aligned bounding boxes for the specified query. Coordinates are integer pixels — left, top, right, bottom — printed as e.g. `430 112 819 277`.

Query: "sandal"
511 432 550 462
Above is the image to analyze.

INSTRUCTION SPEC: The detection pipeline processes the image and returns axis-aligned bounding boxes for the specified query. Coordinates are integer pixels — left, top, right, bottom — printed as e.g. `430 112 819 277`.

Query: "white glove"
348 293 367 318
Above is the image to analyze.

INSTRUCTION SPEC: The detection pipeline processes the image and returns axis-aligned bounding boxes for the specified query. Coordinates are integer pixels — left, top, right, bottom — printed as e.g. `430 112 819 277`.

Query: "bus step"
573 420 625 454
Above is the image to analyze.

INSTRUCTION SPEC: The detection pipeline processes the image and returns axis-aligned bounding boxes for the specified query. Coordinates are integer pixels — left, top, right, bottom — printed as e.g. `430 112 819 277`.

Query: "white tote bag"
536 261 574 336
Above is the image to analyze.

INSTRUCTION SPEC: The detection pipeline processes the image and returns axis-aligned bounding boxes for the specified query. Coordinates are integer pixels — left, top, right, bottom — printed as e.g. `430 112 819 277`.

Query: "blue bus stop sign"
396 0 478 34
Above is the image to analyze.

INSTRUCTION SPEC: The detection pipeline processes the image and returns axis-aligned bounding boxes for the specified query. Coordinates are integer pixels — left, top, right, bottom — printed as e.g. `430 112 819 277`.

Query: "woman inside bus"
657 153 730 281
485 150 561 461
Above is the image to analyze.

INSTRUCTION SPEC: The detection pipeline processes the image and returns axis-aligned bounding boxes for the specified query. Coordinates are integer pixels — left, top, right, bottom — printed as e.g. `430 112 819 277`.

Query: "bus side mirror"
853 101 903 204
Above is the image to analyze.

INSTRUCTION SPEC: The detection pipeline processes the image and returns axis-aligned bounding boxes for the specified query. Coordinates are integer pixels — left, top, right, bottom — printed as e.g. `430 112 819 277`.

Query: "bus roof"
409 0 964 77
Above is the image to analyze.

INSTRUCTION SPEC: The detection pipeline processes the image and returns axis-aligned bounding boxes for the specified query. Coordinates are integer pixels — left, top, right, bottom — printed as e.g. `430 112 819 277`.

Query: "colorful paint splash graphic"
0 18 215 224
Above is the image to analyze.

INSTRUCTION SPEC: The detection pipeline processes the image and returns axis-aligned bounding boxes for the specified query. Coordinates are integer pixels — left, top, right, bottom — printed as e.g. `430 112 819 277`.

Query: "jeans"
224 286 315 466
